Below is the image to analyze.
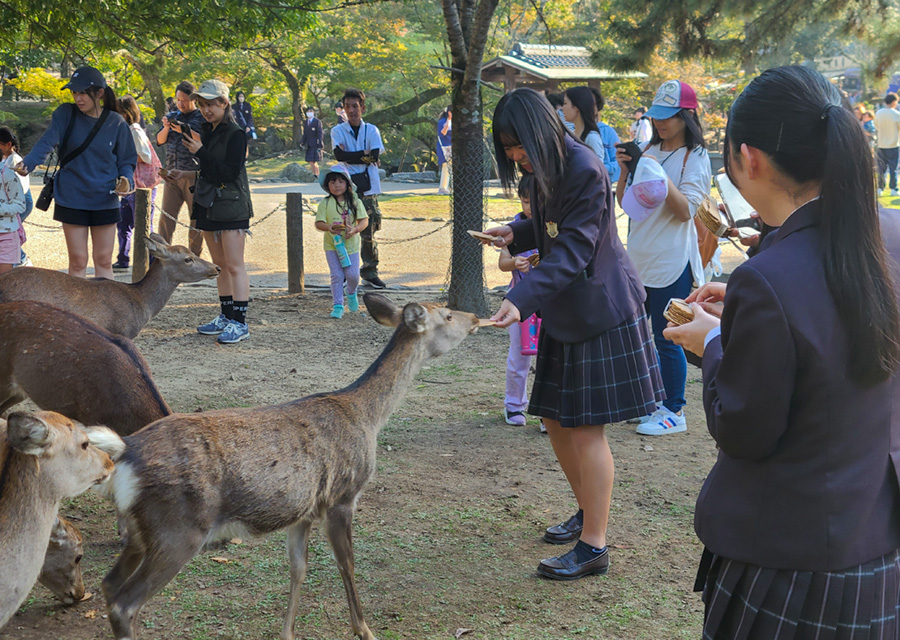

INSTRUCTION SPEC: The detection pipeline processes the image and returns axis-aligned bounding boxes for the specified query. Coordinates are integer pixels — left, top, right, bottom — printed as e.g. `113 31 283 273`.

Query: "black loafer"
537 546 609 581
543 513 583 544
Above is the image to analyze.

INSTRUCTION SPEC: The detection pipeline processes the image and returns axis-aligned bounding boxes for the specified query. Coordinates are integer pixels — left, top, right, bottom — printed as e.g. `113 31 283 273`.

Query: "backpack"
134 142 162 189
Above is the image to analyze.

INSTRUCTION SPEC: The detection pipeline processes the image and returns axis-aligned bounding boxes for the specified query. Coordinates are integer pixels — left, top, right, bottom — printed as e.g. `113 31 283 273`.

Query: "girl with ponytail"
665 65 900 638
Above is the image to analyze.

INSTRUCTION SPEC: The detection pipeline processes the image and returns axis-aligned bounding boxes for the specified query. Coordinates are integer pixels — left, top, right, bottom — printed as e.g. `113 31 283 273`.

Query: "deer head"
144 233 220 282
39 516 85 605
364 293 480 357
6 412 121 497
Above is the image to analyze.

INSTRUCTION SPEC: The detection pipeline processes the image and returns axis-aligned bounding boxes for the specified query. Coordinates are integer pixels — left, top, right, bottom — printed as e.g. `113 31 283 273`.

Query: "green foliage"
0 111 18 125
8 68 69 106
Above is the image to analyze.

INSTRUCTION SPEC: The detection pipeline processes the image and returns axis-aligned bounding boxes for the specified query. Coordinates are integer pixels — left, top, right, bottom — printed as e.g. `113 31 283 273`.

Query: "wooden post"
286 192 304 294
132 188 151 283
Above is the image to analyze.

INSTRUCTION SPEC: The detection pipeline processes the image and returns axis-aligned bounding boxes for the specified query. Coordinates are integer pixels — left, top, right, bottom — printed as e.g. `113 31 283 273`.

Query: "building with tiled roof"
481 43 646 92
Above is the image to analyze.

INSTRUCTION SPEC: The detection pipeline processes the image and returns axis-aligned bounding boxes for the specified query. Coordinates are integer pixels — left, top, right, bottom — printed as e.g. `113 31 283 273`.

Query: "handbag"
194 175 251 222
519 314 541 356
134 143 162 189
35 105 109 211
350 169 371 195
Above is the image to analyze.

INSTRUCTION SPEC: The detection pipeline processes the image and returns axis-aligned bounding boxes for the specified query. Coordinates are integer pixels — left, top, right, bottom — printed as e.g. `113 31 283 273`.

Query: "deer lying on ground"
39 515 85 605
96 293 484 640
0 233 219 338
0 301 171 435
0 411 124 630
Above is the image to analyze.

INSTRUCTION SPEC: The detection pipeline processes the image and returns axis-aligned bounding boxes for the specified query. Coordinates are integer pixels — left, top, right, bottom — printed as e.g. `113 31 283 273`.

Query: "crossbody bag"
35 105 110 211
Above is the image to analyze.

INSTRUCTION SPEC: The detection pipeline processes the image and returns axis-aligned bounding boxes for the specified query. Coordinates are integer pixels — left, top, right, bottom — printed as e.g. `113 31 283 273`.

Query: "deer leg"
325 504 374 640
280 519 313 640
106 537 202 640
101 538 145 601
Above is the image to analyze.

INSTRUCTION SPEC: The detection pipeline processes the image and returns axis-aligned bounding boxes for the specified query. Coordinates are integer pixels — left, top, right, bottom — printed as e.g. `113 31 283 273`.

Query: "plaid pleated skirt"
700 550 900 640
528 310 665 427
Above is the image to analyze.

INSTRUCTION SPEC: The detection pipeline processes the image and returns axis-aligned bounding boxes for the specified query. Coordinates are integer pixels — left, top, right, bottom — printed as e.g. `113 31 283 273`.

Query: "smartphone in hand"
616 141 643 181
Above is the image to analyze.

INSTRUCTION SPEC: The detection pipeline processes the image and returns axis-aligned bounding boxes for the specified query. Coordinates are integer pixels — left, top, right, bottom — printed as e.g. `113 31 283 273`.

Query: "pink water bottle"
519 314 541 355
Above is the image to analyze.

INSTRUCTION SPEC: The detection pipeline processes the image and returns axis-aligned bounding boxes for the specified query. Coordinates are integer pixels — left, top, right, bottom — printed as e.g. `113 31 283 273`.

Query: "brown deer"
39 515 85 605
98 293 483 640
0 411 124 629
0 301 171 435
0 233 219 339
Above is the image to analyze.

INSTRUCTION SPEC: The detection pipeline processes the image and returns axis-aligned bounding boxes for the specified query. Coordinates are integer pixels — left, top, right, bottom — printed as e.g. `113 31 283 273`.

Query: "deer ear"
145 233 170 258
364 293 402 327
82 426 126 461
7 412 54 456
402 303 429 333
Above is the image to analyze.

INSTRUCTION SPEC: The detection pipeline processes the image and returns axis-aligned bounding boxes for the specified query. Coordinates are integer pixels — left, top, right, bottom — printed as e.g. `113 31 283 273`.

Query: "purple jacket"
698 201 900 571
505 136 645 343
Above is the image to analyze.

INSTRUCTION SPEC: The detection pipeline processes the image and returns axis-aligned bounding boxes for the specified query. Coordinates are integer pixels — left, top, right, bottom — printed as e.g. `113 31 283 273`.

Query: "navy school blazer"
505 136 646 344
697 200 900 571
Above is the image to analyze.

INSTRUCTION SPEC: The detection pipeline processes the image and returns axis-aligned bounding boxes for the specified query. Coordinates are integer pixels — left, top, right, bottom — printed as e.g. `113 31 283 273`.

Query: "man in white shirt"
875 93 900 196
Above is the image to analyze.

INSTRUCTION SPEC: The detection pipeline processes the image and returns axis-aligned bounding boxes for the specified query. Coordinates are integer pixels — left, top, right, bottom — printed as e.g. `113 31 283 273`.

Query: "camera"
615 141 642 180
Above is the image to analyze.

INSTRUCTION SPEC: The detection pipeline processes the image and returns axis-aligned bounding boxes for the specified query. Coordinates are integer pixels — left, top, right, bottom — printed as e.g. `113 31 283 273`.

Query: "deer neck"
341 330 429 431
133 260 178 320
0 450 55 539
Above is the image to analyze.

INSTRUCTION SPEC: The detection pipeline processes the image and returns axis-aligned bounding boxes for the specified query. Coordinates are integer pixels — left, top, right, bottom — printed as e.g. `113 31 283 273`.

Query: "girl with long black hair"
665 65 900 638
483 88 663 581
17 66 136 279
616 79 711 437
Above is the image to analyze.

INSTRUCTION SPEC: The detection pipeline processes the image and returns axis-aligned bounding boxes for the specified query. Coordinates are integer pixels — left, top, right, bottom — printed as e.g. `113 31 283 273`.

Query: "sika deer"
39 515 85 605
0 233 219 338
0 301 171 435
0 411 124 629
99 293 482 640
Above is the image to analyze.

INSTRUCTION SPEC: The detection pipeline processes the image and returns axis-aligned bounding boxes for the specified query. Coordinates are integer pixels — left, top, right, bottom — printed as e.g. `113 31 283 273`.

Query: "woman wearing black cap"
17 66 136 279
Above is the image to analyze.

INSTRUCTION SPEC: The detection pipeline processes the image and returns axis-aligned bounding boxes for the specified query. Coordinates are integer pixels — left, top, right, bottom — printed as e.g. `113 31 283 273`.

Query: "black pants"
360 195 381 280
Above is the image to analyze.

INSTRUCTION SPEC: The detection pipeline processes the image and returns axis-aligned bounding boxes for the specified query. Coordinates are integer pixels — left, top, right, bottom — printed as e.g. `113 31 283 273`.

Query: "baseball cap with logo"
645 80 698 120
62 66 107 92
191 79 230 102
622 157 669 223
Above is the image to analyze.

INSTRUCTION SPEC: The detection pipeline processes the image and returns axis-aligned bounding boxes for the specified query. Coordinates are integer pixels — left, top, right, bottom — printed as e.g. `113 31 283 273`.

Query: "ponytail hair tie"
821 103 839 120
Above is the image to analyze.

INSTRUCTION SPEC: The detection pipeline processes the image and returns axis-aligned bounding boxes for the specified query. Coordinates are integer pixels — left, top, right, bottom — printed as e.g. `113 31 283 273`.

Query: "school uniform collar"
767 197 821 248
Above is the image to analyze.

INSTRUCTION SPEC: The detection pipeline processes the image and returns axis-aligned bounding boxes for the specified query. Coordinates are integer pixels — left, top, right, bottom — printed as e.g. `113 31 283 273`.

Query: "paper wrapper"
663 298 694 326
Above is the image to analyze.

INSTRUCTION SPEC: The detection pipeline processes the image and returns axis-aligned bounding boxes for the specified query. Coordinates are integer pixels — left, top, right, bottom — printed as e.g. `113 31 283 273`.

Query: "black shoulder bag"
35 105 110 211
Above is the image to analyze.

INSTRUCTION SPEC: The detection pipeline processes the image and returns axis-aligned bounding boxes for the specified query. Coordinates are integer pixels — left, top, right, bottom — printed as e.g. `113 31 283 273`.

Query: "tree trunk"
270 52 304 148
119 49 167 121
443 0 500 315
447 90 489 316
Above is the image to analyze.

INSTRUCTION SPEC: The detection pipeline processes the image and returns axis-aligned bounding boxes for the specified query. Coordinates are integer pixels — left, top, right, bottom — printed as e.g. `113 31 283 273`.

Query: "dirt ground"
2 186 736 640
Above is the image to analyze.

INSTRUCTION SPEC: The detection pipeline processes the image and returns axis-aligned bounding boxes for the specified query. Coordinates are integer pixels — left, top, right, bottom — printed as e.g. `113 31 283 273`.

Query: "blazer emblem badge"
546 221 558 238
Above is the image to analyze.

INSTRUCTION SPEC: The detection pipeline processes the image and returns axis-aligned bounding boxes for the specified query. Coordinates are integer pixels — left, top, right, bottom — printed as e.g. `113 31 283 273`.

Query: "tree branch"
442 0 469 68
462 0 502 94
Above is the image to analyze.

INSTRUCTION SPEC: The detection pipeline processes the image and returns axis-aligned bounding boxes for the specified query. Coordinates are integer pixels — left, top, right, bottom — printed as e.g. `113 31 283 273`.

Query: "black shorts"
54 204 121 226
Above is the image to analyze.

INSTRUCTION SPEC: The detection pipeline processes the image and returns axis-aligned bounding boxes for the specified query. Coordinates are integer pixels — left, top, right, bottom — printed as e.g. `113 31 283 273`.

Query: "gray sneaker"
217 320 249 344
197 313 230 335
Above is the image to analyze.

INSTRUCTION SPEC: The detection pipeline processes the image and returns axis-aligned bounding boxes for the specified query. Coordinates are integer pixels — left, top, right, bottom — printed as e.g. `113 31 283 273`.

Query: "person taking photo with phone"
163 80 253 345
17 66 136 279
156 80 205 256
615 79 711 437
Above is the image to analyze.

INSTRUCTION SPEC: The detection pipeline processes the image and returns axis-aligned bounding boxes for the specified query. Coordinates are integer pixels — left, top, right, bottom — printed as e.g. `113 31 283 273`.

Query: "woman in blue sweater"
18 67 136 279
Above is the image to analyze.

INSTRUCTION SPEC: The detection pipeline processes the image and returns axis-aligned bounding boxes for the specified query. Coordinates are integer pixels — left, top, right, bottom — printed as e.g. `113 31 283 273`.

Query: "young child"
0 153 26 274
315 164 369 318
498 174 543 431
0 127 31 266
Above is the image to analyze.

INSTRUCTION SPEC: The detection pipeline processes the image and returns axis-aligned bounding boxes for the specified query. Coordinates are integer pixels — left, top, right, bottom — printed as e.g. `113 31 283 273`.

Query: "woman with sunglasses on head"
665 65 900 639
483 88 663 581
17 66 136 279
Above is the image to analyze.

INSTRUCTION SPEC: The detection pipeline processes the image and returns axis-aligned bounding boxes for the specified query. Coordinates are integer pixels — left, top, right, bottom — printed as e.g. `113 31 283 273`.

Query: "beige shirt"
875 106 900 149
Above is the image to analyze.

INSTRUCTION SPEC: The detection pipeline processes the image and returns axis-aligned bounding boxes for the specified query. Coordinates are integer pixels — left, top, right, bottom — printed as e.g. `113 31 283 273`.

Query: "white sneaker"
636 407 687 436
